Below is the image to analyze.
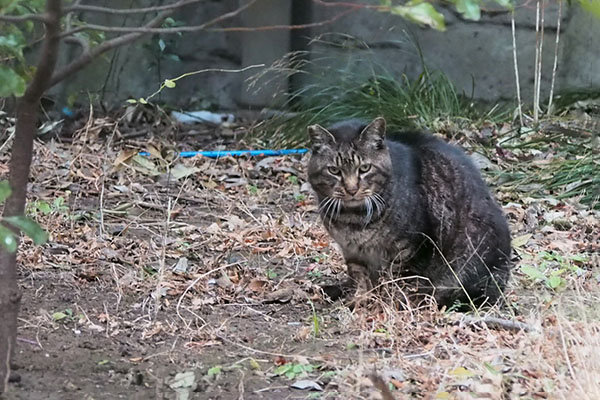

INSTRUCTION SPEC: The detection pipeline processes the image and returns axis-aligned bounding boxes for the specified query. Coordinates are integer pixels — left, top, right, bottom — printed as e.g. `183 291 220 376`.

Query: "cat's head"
307 117 392 209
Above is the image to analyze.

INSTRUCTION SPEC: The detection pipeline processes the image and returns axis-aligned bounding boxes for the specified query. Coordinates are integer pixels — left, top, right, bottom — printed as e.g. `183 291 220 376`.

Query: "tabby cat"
307 117 512 308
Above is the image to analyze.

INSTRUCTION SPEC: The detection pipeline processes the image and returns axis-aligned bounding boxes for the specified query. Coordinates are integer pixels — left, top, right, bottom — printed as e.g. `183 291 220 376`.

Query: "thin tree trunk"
0 0 62 393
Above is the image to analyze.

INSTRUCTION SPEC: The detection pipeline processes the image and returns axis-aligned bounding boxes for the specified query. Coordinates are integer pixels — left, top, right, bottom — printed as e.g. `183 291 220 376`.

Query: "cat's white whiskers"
328 198 340 226
324 198 337 225
335 198 342 220
364 197 373 227
372 193 385 216
375 197 382 216
319 197 334 225
318 197 333 213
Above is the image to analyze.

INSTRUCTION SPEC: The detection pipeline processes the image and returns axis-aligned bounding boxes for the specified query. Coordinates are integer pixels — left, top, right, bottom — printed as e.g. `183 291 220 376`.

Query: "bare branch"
312 0 382 9
50 0 357 87
64 0 205 15
57 0 355 35
144 64 265 103
0 13 48 23
50 8 174 86
460 315 538 332
63 35 90 55
208 8 357 32
58 0 259 36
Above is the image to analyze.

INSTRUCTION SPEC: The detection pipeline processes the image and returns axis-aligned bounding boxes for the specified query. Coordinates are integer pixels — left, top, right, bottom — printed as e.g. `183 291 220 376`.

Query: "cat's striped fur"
307 117 512 308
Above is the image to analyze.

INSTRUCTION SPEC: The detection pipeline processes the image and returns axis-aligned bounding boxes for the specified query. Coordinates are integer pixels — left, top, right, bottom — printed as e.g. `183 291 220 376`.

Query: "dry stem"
511 11 523 126
547 0 563 114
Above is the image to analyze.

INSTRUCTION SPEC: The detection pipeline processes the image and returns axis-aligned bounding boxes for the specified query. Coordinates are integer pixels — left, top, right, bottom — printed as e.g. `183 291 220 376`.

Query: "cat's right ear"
308 124 336 152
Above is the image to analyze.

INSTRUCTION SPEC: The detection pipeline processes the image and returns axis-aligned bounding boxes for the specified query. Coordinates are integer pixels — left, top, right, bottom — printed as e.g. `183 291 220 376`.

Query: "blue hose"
139 149 309 158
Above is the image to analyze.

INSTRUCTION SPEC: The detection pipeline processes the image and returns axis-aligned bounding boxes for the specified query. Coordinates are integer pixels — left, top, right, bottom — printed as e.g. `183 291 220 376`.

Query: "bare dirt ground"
1 110 599 399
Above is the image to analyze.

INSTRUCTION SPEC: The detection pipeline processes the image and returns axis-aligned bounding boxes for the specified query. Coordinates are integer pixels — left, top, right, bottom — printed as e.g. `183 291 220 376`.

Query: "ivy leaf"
52 311 68 321
520 264 545 281
164 79 176 88
158 38 166 52
493 0 514 8
511 233 532 248
206 366 222 378
163 17 176 27
0 65 26 97
0 34 25 60
0 224 17 253
449 366 476 378
391 1 446 31
546 275 563 289
3 216 48 244
454 0 481 20
0 180 11 203
33 201 52 215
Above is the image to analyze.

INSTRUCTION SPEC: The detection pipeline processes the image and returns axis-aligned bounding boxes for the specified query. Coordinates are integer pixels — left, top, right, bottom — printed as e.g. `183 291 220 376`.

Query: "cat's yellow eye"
359 164 371 173
327 166 341 175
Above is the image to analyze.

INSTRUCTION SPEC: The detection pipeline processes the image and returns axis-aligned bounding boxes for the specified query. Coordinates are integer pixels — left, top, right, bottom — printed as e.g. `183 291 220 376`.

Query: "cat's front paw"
319 281 352 301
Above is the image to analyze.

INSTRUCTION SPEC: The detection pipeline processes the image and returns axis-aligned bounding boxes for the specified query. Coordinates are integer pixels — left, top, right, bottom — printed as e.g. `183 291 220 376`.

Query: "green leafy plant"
266 269 278 280
206 365 222 379
0 181 48 252
51 308 82 322
294 193 306 202
307 270 322 280
273 362 316 380
247 184 259 195
380 0 599 32
379 0 513 32
28 196 69 217
519 251 587 290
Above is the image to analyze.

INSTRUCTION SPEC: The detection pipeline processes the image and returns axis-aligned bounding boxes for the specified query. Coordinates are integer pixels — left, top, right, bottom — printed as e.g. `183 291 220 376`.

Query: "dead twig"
64 0 205 14
459 315 539 332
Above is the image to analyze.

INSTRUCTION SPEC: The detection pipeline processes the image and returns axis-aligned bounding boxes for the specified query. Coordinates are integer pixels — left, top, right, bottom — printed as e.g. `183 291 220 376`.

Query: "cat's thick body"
307 118 511 307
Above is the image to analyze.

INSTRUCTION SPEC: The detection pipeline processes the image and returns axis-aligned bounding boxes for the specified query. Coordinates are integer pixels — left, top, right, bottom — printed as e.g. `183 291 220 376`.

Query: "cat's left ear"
359 117 386 150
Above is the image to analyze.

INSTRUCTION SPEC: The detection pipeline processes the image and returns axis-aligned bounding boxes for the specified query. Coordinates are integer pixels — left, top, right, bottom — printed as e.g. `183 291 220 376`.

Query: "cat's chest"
328 222 416 267
330 226 377 251
328 224 391 262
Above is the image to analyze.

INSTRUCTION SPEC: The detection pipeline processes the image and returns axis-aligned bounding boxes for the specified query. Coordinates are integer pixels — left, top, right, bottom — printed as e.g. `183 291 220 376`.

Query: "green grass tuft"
255 69 507 148
250 34 509 148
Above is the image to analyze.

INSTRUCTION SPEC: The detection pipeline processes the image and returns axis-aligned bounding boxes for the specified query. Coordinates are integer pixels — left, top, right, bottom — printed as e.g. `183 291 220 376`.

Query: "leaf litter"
0 110 599 399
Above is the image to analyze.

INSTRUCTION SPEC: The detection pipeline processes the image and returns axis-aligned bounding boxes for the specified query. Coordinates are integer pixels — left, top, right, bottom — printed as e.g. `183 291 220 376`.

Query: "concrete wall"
53 0 600 110
559 5 600 92
307 0 598 103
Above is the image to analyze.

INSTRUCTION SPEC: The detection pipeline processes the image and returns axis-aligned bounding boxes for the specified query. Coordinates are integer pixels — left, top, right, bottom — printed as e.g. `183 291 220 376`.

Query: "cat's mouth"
343 198 366 207
319 193 385 223
344 193 385 212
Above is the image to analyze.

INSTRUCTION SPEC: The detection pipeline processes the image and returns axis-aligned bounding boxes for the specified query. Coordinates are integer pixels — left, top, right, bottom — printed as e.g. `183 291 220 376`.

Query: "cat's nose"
346 187 359 196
